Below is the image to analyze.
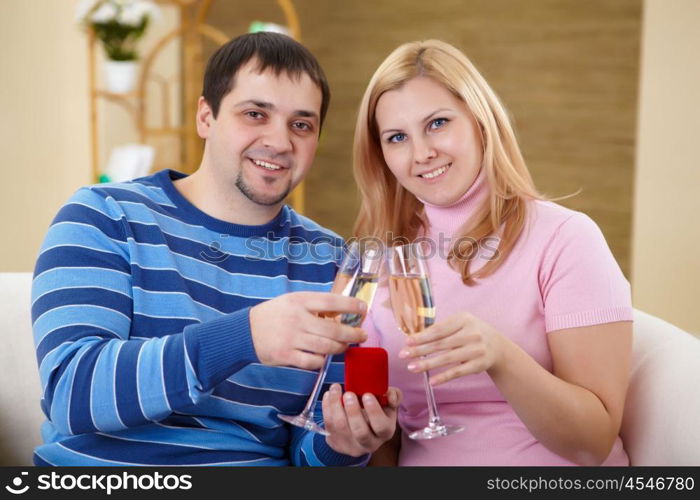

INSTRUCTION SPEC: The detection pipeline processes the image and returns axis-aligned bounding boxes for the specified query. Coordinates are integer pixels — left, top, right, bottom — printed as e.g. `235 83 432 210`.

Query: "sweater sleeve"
538 212 634 333
31 188 259 436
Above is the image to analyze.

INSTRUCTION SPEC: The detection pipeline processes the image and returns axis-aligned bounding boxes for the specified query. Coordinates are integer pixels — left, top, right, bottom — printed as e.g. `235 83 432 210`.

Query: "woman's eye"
388 133 406 143
429 118 448 130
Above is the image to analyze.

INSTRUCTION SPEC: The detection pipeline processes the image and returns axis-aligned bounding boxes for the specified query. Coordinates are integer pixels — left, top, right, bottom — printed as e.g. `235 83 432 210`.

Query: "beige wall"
0 0 697 335
0 0 92 272
631 0 700 334
0 1 179 273
228 0 641 277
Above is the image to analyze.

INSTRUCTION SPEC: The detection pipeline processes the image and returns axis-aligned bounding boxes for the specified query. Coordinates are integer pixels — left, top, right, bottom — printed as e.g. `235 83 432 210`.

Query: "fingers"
304 315 367 344
342 392 373 443
322 384 356 451
405 348 489 386
397 314 502 384
288 350 326 370
400 331 477 358
250 291 369 369
407 314 469 346
399 335 456 358
406 346 486 373
295 333 347 357
385 387 403 409
428 359 486 385
322 384 348 431
322 384 399 456
300 292 368 317
360 394 396 441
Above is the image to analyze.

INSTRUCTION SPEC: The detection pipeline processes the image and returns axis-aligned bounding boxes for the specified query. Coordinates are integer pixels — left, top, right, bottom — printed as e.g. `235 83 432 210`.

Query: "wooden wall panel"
208 0 641 276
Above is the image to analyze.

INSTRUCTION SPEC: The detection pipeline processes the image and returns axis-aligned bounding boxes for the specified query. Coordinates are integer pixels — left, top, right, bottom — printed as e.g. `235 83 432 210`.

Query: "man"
31 32 399 466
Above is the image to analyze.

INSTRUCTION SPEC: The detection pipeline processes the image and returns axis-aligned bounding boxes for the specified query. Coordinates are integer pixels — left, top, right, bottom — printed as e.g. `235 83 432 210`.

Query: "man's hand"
321 383 402 457
249 292 368 369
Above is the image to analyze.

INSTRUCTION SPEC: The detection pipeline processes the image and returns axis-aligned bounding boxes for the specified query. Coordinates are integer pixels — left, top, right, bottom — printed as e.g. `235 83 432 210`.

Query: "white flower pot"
103 60 138 93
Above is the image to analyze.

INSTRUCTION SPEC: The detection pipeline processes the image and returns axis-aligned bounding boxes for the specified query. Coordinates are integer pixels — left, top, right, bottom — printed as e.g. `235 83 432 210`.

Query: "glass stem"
299 354 332 419
421 359 443 428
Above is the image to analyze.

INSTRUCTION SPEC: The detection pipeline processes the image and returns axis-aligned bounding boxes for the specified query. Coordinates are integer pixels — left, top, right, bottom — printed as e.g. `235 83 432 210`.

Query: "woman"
353 40 633 466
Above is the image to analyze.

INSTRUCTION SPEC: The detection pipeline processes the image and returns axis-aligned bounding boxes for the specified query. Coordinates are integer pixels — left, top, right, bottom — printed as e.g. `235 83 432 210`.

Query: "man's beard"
235 171 292 206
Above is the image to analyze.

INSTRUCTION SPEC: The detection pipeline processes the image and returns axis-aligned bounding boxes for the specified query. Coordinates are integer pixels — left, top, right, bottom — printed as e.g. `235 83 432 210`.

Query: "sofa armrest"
0 272 43 466
621 310 700 465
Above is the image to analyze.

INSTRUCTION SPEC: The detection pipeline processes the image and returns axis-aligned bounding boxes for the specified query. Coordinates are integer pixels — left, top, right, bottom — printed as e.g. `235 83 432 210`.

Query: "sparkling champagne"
388 274 435 335
341 273 379 327
318 271 355 319
278 241 383 437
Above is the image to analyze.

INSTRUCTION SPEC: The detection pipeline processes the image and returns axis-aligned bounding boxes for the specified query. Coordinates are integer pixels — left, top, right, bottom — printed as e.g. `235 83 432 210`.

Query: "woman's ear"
196 97 214 139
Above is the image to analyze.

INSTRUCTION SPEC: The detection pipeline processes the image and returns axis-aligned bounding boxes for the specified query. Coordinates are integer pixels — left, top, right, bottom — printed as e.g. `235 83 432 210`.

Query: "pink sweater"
364 169 633 465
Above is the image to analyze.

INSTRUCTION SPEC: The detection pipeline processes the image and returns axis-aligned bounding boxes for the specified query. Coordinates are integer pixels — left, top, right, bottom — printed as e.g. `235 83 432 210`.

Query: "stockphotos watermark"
199 233 501 265
3 470 192 496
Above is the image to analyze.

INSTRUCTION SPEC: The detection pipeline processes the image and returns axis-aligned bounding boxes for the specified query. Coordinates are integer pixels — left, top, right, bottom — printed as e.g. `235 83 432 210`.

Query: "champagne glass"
387 242 464 440
278 241 383 435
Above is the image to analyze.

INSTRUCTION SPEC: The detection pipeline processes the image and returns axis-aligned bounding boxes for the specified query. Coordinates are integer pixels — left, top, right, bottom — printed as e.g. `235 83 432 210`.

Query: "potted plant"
76 0 161 93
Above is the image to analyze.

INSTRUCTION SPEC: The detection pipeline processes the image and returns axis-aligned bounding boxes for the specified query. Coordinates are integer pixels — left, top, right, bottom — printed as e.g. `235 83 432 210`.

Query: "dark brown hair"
202 32 330 127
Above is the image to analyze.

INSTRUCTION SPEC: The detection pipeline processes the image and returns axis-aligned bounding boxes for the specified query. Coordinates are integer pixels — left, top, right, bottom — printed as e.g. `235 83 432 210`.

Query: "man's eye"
245 111 264 119
388 133 406 143
292 121 312 132
429 118 448 130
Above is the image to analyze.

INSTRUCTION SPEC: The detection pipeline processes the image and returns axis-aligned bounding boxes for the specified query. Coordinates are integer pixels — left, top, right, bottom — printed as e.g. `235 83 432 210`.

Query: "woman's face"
375 76 483 206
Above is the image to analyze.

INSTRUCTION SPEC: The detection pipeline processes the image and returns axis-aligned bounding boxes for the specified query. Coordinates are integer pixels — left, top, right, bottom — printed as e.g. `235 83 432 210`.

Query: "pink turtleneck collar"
419 167 490 239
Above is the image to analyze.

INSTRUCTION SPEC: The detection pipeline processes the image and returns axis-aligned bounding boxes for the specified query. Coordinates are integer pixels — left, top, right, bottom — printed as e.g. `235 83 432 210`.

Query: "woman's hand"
399 312 507 385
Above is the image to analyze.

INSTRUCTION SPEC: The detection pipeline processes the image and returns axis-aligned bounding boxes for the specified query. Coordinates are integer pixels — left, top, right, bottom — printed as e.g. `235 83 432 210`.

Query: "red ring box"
344 346 389 407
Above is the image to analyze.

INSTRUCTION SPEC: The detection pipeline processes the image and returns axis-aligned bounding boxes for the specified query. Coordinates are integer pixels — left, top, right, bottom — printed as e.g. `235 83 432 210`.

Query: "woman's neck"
419 167 490 240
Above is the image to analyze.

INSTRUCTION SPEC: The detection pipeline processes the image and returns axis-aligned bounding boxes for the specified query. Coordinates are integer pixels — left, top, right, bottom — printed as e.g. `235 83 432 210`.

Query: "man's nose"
261 120 293 154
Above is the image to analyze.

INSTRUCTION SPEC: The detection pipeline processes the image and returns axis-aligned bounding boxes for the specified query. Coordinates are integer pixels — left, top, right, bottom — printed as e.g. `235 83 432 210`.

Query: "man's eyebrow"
234 99 275 110
234 99 319 121
294 110 319 121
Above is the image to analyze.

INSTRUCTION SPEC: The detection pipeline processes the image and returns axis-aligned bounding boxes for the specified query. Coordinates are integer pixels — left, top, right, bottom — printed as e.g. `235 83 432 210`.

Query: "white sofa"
0 273 44 466
1 272 699 466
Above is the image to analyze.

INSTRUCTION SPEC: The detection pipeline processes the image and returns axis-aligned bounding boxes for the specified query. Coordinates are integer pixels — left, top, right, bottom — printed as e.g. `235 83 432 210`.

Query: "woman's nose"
413 137 437 164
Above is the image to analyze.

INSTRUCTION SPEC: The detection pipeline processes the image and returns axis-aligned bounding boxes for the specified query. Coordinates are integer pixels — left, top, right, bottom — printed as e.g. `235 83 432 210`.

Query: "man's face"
197 59 323 207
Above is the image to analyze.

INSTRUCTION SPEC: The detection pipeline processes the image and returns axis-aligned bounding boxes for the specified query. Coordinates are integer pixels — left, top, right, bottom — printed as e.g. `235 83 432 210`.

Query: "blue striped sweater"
31 169 366 466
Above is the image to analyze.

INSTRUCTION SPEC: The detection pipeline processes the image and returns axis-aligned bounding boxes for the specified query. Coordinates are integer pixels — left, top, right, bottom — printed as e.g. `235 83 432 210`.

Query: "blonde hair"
352 39 541 285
